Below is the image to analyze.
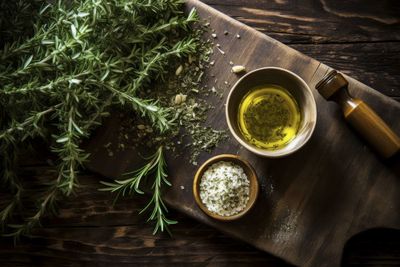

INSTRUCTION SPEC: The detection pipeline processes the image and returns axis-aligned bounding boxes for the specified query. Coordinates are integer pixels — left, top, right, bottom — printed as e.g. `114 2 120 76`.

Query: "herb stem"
100 146 177 234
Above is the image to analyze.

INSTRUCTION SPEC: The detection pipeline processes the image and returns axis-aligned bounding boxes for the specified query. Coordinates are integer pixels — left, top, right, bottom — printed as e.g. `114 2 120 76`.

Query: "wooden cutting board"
85 0 400 266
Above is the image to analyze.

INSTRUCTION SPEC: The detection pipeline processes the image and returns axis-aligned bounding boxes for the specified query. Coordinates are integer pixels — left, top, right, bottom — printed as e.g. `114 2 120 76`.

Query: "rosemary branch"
0 0 201 238
100 146 177 234
0 143 22 230
4 175 62 240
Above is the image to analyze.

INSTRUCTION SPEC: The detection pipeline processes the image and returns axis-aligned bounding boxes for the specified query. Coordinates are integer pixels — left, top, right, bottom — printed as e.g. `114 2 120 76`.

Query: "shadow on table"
342 228 400 266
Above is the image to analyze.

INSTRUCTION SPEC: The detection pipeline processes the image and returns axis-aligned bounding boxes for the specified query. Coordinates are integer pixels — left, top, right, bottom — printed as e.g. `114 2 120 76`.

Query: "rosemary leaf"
1 0 201 238
100 146 176 234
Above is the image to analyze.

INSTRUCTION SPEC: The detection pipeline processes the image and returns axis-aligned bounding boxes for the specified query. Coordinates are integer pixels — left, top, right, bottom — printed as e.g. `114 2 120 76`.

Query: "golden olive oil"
238 85 301 150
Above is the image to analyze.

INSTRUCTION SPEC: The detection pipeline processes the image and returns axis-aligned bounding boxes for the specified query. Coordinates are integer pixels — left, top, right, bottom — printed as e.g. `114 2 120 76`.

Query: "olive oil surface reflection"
237 85 301 150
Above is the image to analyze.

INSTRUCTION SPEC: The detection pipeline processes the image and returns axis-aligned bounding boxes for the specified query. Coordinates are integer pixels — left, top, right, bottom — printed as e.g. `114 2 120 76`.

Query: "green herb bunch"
0 0 200 237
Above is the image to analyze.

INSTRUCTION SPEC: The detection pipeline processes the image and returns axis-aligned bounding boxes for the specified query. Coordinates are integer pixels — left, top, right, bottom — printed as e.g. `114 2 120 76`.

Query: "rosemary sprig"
0 0 201 238
99 146 177 234
4 176 62 240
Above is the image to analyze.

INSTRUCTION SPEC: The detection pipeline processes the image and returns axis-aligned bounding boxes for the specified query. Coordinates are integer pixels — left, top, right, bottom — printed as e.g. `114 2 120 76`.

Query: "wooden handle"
344 99 400 158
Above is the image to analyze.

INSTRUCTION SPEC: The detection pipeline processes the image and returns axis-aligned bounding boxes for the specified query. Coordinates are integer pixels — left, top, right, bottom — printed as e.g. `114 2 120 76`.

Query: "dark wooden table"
1 0 399 266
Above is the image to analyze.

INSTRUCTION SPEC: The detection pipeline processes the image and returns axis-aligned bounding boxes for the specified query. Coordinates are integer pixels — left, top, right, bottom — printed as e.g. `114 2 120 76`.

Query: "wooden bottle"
316 70 400 158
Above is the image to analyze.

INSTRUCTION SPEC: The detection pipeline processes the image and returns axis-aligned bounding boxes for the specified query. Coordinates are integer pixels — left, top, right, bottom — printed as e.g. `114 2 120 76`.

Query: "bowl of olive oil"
226 67 317 157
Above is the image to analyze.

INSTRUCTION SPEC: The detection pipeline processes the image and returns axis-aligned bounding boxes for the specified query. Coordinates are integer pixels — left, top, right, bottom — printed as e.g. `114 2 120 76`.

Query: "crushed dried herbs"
199 161 250 216
0 0 226 239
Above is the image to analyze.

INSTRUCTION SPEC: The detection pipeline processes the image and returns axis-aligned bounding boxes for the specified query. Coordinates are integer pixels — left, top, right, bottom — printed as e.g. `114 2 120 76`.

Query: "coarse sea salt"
199 161 250 216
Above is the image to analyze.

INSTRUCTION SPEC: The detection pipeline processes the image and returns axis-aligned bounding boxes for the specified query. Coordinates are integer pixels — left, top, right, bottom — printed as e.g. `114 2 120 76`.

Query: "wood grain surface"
202 0 400 97
1 0 399 266
83 0 400 266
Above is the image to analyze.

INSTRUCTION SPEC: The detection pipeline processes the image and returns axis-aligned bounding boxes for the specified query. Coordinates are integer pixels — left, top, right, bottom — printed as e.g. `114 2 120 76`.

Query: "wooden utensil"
85 1 400 266
316 70 400 158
